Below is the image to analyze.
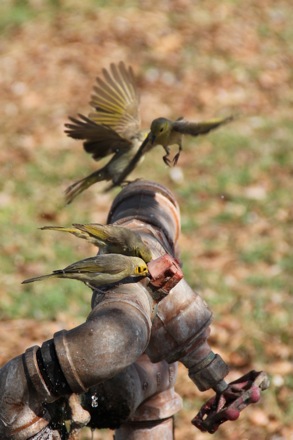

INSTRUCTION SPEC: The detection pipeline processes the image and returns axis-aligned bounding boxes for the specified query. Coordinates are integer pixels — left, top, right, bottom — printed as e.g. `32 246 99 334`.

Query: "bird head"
149 118 171 145
134 261 149 277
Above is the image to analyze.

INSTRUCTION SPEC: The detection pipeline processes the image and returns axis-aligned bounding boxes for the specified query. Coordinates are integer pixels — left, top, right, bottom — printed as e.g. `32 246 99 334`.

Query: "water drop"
91 394 99 408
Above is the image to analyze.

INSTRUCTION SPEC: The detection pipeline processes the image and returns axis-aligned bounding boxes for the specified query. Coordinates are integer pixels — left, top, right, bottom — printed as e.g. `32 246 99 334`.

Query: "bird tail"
65 167 110 204
73 223 107 240
22 273 56 284
40 225 90 241
40 225 78 233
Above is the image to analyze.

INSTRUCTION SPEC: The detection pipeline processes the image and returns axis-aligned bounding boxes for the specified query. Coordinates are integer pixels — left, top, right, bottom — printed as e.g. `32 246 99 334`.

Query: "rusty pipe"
81 354 180 430
0 350 55 440
107 181 228 393
0 280 155 439
0 180 229 440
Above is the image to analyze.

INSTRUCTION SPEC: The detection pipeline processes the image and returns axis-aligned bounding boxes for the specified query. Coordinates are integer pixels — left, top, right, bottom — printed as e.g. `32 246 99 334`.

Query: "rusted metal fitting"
146 279 213 364
147 254 183 299
52 290 152 394
29 426 62 439
0 179 268 439
24 345 56 401
192 370 270 433
115 417 174 440
80 355 181 430
107 180 181 253
188 352 230 392
0 353 53 440
129 388 182 422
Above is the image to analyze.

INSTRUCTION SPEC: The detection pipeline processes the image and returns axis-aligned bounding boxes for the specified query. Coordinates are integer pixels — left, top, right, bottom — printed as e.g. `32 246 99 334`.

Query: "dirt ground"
1 1 293 439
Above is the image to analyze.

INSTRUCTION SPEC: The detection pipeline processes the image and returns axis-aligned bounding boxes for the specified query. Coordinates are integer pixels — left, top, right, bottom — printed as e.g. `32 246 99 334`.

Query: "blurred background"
0 0 292 438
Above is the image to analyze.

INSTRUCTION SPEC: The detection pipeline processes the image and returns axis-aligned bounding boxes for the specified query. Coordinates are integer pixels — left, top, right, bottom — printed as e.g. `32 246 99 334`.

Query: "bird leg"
172 142 182 166
162 146 172 167
172 152 180 166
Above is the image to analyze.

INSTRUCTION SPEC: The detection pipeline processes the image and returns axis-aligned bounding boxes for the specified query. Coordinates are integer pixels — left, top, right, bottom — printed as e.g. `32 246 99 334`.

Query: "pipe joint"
188 353 229 392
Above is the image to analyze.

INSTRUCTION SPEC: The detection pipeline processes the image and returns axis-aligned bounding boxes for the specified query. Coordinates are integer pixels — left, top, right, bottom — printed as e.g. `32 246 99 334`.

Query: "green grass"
1 1 293 437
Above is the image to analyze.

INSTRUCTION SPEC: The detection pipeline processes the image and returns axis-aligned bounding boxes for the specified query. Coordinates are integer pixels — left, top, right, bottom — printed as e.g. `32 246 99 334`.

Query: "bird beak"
150 134 156 145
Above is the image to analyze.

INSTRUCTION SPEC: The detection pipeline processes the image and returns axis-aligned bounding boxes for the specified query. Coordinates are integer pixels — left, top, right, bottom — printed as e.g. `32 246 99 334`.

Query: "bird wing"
74 224 135 253
59 255 126 275
74 223 111 240
74 223 129 242
172 115 234 136
64 114 132 161
105 132 152 189
89 62 141 140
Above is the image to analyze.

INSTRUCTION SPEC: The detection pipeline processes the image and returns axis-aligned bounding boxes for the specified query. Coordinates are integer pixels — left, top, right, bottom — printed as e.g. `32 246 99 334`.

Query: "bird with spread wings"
65 62 234 203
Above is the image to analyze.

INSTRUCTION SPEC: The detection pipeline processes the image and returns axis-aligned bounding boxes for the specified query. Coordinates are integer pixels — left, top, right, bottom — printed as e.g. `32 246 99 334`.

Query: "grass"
0 0 292 438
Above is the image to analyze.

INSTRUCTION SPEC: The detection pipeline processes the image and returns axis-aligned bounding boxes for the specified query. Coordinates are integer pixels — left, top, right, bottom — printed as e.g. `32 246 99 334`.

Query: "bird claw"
172 152 180 166
163 154 172 167
163 151 181 167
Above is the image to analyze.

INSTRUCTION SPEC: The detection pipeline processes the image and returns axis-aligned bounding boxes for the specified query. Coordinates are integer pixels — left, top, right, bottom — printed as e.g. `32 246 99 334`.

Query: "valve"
147 254 183 300
192 370 270 433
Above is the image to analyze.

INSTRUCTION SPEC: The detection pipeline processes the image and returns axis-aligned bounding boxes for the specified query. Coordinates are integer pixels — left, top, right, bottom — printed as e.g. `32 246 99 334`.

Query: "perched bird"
40 223 152 263
65 61 234 202
22 254 148 288
64 61 145 203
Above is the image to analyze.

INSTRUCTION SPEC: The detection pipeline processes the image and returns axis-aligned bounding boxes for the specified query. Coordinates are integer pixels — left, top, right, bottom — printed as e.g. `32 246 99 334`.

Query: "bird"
146 115 235 165
65 61 234 202
110 115 235 188
22 254 149 288
40 223 152 263
64 61 145 203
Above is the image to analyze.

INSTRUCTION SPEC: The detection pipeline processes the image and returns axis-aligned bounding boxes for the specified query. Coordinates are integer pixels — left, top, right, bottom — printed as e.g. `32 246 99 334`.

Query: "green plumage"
64 62 145 203
40 223 152 263
22 254 148 288
65 62 235 202
112 115 235 187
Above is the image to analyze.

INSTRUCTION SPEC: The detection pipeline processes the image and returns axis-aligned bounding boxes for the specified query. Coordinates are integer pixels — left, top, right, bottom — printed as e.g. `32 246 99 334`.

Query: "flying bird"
65 61 234 202
64 61 145 203
110 115 234 189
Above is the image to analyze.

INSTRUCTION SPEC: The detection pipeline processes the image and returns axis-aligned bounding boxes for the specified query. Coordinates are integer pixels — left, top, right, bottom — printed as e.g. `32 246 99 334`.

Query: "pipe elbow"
54 285 153 393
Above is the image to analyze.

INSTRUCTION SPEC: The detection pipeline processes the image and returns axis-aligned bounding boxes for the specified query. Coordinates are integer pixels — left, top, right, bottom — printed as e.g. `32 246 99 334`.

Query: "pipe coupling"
188 352 229 392
146 279 213 363
0 350 56 440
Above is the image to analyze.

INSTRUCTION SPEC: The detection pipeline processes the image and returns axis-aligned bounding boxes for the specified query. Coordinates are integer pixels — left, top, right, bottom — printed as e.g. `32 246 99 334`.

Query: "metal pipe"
81 355 181 431
0 180 229 440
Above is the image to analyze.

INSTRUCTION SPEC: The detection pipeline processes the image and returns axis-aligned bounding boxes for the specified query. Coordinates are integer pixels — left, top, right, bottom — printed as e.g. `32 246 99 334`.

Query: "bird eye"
136 265 147 275
160 127 164 132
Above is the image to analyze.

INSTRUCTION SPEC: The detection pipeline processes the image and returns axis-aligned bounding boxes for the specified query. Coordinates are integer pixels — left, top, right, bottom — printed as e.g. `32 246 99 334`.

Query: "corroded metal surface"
192 370 270 433
114 417 174 440
0 180 267 439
